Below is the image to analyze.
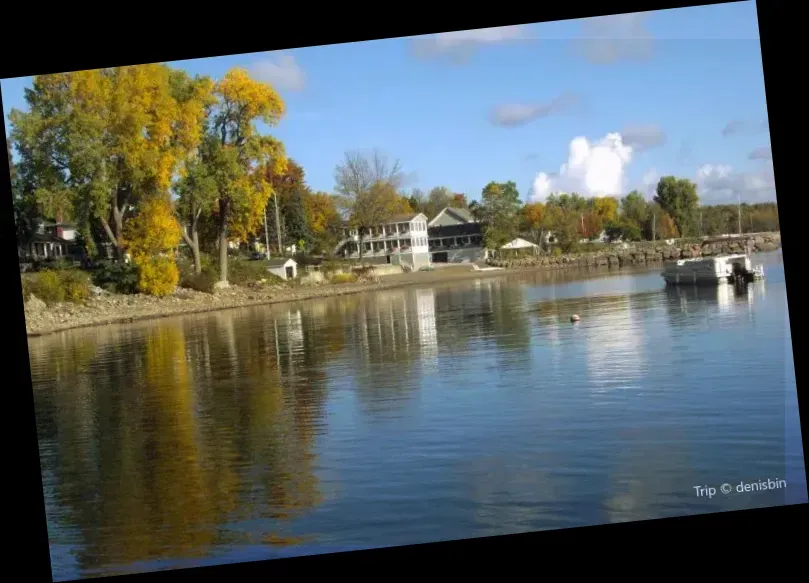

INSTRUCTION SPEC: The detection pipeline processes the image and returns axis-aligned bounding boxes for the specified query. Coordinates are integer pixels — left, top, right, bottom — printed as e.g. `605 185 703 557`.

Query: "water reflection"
27 253 802 579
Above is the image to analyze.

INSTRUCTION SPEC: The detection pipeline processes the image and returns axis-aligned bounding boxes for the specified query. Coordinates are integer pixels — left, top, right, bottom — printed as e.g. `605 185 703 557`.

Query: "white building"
339 213 431 270
267 257 298 280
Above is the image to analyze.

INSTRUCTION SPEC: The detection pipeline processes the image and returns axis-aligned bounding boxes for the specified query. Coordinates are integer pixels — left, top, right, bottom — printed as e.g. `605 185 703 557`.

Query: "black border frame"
3 0 804 580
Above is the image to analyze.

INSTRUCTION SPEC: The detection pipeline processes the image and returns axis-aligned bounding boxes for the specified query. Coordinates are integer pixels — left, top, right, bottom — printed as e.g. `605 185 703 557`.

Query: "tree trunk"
192 231 201 274
180 226 202 275
358 233 364 263
218 198 230 283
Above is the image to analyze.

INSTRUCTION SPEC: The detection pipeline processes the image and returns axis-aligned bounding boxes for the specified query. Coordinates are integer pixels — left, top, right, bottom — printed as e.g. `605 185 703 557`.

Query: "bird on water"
570 314 580 323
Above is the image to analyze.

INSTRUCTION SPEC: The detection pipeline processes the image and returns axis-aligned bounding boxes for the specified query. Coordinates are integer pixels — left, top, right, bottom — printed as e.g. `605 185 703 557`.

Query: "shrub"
21 269 91 305
36 258 77 272
135 255 180 296
180 271 216 293
218 257 279 286
331 272 358 284
551 246 563 257
92 260 139 294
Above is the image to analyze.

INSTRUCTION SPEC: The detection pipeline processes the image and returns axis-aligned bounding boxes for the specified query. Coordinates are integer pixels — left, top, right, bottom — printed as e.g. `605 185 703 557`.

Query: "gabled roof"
501 237 539 249
428 206 476 226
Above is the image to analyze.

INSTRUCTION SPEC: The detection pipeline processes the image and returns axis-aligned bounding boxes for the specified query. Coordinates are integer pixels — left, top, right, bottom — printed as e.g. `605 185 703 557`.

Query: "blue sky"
1 1 773 206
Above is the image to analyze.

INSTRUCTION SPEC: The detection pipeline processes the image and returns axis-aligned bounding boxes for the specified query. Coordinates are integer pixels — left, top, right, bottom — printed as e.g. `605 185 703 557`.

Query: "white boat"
662 254 764 286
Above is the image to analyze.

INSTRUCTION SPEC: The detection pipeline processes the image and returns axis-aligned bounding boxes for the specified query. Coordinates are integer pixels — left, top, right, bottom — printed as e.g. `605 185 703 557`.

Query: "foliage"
304 192 342 252
124 198 182 258
9 66 212 258
330 272 358 284
136 255 180 296
92 260 139 294
480 181 521 249
521 202 547 245
451 193 468 208
204 68 288 283
654 176 699 237
22 269 91 304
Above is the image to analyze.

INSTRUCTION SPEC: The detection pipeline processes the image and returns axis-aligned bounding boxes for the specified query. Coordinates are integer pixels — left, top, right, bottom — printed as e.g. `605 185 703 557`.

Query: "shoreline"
24 266 525 338
24 233 782 338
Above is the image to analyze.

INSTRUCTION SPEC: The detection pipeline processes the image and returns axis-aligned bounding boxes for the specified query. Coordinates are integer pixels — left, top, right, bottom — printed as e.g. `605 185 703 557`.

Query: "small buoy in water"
570 314 580 323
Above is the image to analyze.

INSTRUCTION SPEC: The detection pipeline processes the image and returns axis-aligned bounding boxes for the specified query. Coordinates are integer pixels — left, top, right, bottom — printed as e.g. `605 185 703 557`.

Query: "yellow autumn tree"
124 197 182 296
185 68 287 284
9 65 212 260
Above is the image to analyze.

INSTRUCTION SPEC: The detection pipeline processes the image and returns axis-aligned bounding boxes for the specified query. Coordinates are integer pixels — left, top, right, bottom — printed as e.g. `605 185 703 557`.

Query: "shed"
267 257 298 280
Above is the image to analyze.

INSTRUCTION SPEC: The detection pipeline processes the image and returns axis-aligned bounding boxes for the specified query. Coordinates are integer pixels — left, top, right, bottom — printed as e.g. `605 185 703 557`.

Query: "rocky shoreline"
23 232 782 337
488 232 781 269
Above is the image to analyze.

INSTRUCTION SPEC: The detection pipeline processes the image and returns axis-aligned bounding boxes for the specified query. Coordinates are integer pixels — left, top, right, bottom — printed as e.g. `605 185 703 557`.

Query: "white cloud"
530 133 633 202
411 25 531 60
250 54 306 91
695 163 776 204
573 12 654 64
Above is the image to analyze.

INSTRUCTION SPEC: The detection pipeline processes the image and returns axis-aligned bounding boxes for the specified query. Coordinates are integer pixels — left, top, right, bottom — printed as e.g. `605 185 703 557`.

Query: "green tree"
480 181 521 250
654 176 699 237
270 160 311 250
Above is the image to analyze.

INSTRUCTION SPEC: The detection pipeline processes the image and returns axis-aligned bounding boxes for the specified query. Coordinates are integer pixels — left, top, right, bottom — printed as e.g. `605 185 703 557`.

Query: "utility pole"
263 205 271 259
274 192 283 256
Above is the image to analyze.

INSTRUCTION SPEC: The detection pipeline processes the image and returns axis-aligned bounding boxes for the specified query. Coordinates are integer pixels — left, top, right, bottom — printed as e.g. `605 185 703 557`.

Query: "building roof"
267 257 296 267
31 233 69 244
387 213 424 223
428 206 475 226
501 237 539 249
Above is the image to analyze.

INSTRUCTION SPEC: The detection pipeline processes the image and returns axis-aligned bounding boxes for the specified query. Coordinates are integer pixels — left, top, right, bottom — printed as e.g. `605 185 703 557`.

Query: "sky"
1 1 773 207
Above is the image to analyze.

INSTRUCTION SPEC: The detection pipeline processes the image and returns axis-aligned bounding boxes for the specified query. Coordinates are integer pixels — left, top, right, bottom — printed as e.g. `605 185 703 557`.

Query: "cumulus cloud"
748 145 772 161
573 12 654 64
695 163 776 204
250 54 306 91
489 92 581 127
620 124 667 152
411 25 532 61
721 118 769 137
530 133 633 202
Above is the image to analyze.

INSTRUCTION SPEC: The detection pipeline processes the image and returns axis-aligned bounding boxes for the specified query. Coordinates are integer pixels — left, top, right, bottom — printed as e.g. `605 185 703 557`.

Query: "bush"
92 260 139 294
180 271 216 293
551 246 563 257
135 256 180 296
219 257 278 286
36 258 78 272
22 269 91 305
330 272 358 284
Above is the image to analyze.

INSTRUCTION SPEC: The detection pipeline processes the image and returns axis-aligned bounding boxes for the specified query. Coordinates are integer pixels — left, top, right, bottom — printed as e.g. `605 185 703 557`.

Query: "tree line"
7 64 780 296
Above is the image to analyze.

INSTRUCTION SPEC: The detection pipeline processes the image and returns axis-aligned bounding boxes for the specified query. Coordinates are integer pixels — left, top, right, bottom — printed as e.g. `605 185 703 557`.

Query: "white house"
339 213 431 269
267 257 297 280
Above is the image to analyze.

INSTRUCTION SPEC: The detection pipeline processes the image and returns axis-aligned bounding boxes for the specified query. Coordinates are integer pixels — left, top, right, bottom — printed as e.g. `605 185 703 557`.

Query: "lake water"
28 250 806 580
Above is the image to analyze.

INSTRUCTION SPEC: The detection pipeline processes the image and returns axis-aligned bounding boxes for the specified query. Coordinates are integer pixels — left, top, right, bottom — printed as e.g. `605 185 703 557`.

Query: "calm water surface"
29 251 806 580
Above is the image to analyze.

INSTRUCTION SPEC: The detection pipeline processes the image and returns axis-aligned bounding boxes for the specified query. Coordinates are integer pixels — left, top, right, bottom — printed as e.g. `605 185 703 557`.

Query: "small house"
267 257 297 280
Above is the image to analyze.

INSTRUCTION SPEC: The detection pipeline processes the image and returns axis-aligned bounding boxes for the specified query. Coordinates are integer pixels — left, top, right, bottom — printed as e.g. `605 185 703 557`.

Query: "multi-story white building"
339 213 431 269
